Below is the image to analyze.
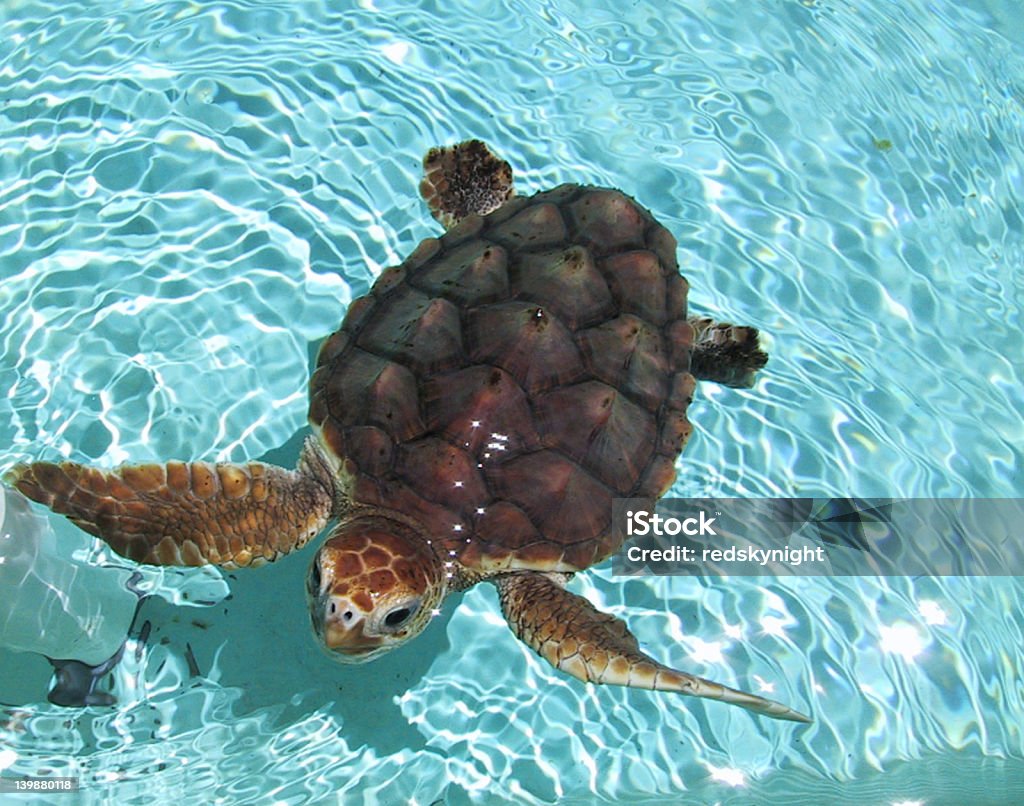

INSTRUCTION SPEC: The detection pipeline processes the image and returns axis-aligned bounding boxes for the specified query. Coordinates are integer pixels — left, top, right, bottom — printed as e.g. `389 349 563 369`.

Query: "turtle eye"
383 603 417 630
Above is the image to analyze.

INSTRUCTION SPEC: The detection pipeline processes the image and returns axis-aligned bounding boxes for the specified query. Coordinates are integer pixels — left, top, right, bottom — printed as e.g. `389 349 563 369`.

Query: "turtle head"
307 515 446 662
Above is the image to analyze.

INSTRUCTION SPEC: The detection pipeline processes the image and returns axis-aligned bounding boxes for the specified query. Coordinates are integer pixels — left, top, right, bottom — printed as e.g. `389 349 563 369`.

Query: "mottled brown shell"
309 184 694 573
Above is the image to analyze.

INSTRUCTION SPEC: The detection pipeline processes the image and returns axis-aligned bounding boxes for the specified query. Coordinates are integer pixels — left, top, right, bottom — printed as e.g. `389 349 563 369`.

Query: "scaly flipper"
495 571 811 723
3 438 336 568
420 139 515 229
688 317 768 388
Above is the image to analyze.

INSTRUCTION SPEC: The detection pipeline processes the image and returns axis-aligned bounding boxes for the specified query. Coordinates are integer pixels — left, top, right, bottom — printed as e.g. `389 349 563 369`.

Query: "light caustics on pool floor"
1 0 1023 803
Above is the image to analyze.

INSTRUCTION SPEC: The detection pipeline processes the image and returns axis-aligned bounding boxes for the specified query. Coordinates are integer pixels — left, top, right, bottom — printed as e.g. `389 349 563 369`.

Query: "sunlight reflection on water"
1 0 1022 802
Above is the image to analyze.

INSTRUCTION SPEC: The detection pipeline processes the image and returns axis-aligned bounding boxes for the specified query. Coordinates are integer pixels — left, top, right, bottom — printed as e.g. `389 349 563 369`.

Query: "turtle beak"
313 594 386 661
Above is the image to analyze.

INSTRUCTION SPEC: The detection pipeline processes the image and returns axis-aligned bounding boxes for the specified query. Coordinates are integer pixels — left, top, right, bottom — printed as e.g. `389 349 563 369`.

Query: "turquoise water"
1 0 1023 802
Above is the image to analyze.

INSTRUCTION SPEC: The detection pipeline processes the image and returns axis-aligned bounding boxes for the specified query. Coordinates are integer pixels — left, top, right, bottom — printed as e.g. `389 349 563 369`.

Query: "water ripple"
2 0 1024 803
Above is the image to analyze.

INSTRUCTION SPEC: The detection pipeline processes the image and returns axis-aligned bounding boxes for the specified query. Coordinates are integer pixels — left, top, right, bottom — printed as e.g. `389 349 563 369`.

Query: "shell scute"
313 182 696 573
601 250 669 325
514 245 614 330
667 372 697 412
656 410 692 455
341 295 376 335
636 455 678 498
395 437 488 517
530 183 581 208
371 266 407 298
488 451 611 546
467 301 585 395
645 224 679 273
357 285 464 375
462 501 553 572
343 425 394 477
487 202 567 251
440 212 485 247
577 315 670 411
402 237 441 271
423 366 539 456
412 239 509 305
353 476 464 539
667 320 694 372
319 347 425 441
535 381 657 492
666 273 689 320
568 189 648 256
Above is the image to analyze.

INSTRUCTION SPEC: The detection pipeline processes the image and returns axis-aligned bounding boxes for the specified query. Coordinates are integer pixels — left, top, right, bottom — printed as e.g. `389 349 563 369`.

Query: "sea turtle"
5 140 810 723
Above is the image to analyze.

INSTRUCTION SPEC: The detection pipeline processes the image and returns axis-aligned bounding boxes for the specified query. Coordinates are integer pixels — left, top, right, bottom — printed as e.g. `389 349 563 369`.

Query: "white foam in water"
1 0 1023 802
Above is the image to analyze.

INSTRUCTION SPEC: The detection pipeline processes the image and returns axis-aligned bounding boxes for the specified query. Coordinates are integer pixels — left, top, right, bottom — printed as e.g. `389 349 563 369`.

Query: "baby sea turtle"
6 140 809 723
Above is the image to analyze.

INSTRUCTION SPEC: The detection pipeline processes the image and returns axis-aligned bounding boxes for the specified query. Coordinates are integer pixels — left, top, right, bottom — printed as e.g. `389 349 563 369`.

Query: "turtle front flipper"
688 317 768 388
3 438 336 568
495 571 811 723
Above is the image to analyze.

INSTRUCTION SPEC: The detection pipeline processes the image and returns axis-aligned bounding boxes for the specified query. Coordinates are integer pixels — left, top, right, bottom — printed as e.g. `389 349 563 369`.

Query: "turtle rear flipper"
4 438 336 568
420 139 515 229
495 571 811 723
688 317 768 388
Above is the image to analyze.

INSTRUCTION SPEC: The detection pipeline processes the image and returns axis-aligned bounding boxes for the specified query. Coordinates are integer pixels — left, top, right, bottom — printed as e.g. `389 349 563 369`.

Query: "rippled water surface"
2 0 1023 803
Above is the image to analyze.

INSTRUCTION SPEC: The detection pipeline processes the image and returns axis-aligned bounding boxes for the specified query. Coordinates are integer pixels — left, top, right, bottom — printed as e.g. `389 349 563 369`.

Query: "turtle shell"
308 184 695 573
